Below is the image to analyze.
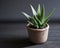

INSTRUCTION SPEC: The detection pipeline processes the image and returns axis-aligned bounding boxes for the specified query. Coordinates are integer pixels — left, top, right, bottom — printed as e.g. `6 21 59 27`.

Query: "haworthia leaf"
43 18 48 26
28 17 34 25
37 4 41 16
22 12 31 20
29 17 38 28
30 5 37 16
34 16 42 25
28 21 33 25
45 8 55 21
33 17 39 28
40 4 45 23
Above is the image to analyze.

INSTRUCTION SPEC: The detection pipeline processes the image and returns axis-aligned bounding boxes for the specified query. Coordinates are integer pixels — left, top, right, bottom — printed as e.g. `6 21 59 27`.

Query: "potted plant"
22 4 55 43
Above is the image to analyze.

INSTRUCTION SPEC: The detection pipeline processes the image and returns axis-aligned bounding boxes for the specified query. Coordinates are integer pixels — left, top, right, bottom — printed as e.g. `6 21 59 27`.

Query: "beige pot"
26 24 49 43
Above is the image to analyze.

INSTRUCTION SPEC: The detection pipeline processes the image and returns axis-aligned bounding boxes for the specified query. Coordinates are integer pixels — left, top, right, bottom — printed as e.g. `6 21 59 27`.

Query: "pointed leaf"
33 17 39 28
37 4 41 16
22 12 31 19
43 18 48 25
40 4 45 23
45 8 55 21
28 21 33 25
28 17 39 28
30 5 37 16
34 16 42 25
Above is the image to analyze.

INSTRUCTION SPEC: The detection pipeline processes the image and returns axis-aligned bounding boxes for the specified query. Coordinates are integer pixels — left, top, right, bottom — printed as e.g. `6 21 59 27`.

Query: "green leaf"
28 17 34 24
34 16 42 25
43 18 48 26
37 4 41 16
40 4 45 23
28 21 33 25
28 17 39 28
22 12 31 20
29 17 39 28
30 5 37 16
45 8 55 21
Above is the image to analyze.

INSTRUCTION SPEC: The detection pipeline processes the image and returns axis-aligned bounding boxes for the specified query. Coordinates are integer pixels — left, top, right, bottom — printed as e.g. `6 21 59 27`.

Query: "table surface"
0 23 60 48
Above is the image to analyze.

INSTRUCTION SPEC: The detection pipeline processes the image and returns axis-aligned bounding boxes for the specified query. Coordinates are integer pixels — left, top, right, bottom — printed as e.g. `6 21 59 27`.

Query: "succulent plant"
22 4 55 29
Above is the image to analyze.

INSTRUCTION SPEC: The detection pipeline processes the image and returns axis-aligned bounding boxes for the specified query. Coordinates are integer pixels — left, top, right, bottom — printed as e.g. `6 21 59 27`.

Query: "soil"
29 24 47 29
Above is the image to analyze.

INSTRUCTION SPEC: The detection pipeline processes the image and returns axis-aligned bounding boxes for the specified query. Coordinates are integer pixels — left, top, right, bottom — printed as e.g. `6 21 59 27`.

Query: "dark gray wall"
0 0 60 21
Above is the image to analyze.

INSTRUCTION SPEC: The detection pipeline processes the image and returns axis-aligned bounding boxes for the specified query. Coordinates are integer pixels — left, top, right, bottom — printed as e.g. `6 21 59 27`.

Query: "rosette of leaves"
22 4 55 29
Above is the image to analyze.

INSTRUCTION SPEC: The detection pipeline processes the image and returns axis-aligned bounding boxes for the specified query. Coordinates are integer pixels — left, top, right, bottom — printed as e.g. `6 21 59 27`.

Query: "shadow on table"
15 38 36 48
0 38 38 48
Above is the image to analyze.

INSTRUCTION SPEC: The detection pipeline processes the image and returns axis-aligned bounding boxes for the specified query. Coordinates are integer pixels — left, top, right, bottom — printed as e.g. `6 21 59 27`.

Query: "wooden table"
0 23 60 48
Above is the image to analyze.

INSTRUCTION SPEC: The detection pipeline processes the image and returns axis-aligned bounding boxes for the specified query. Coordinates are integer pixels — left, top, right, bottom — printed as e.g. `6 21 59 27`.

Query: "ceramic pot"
26 24 49 43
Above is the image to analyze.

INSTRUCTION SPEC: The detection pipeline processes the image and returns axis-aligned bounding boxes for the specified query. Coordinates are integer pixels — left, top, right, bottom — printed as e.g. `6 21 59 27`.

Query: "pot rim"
26 23 49 31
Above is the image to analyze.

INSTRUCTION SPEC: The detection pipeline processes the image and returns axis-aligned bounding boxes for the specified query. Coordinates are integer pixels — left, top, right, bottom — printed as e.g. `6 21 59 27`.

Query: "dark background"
0 0 60 22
